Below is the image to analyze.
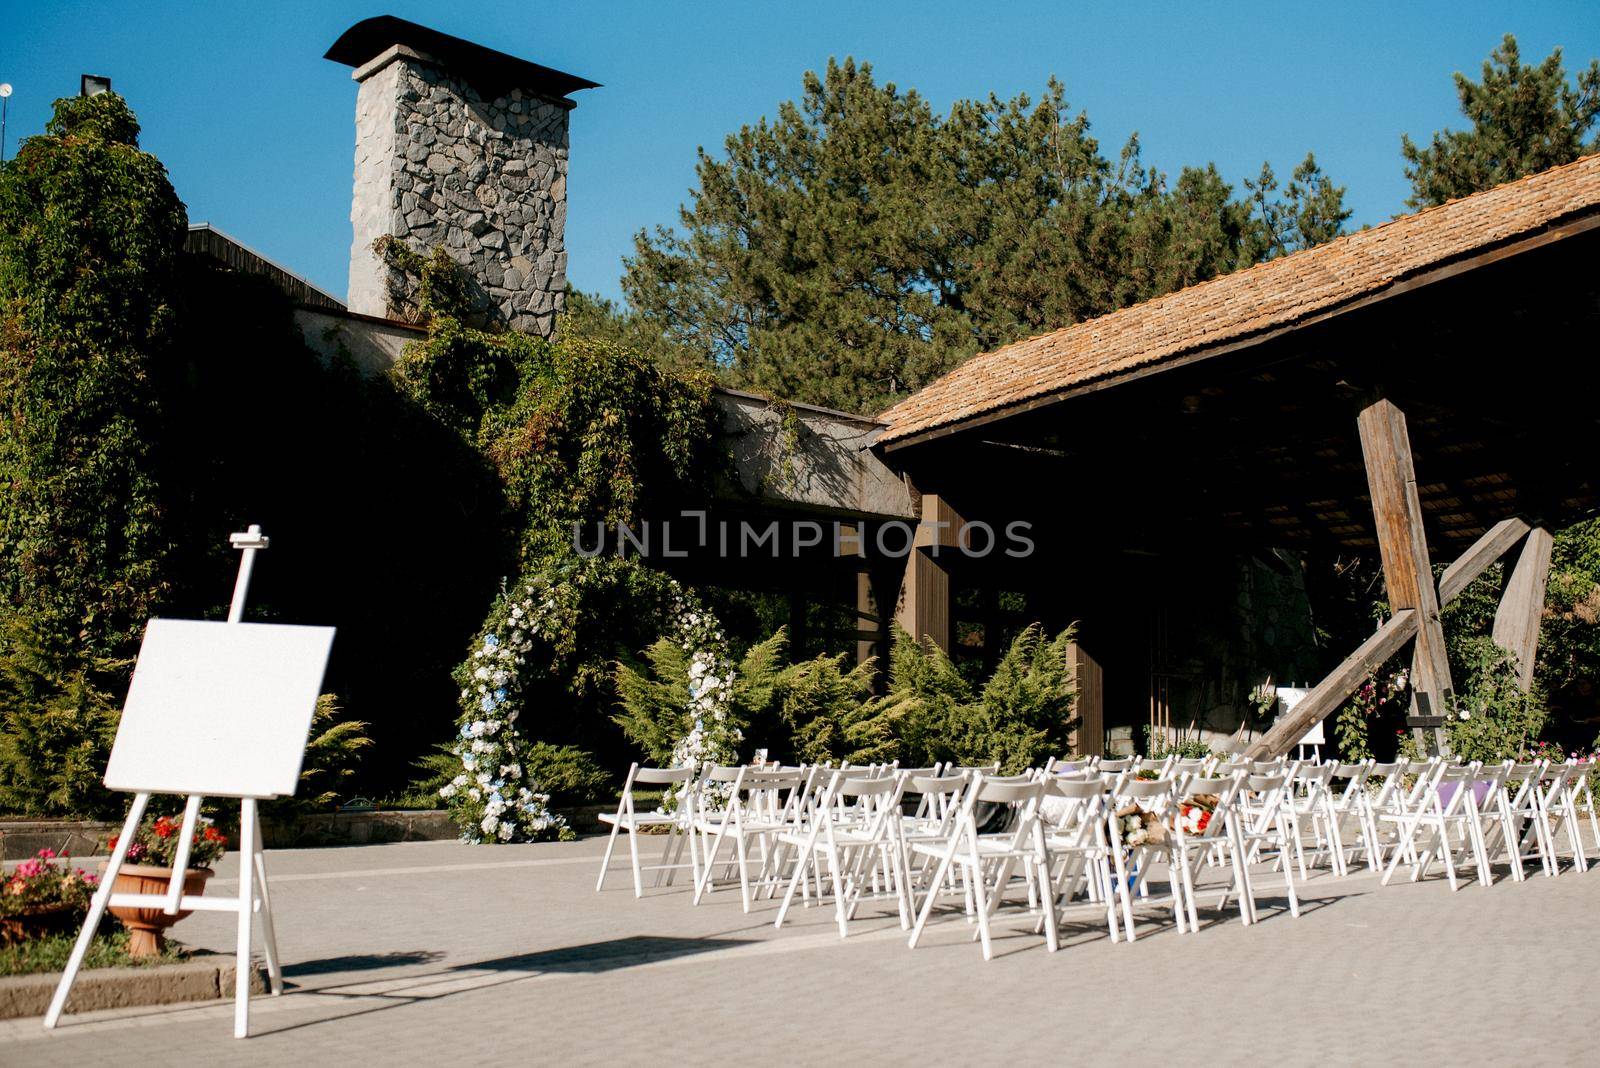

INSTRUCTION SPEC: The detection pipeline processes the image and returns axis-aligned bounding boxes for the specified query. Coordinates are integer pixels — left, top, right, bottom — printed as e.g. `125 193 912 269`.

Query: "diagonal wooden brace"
1248 512 1546 759
1247 610 1419 758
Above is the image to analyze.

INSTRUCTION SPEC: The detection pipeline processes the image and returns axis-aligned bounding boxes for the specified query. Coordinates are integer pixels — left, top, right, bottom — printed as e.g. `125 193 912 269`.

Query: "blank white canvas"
104 619 336 798
1275 686 1324 745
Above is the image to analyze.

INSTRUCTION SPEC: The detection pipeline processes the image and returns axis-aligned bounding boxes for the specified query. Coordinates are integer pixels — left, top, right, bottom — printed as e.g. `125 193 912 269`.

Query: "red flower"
152 817 175 839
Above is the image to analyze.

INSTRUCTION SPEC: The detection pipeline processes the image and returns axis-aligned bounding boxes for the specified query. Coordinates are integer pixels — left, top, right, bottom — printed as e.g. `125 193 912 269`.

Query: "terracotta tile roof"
879 153 1600 444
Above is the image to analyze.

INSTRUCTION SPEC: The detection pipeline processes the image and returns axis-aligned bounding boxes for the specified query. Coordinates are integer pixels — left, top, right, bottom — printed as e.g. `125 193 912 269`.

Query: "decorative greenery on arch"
379 242 734 840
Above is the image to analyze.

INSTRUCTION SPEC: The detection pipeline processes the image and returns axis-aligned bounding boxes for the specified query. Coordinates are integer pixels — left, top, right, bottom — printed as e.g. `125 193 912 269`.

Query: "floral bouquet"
0 849 99 943
1174 794 1220 836
1114 804 1168 847
107 815 228 870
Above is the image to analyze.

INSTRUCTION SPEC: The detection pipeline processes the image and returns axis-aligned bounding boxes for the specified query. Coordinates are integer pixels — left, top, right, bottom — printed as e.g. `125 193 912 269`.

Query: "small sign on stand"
43 526 335 1039
1274 685 1323 763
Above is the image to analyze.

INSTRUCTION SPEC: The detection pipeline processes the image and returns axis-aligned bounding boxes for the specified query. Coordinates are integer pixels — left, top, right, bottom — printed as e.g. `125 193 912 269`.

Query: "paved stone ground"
2 832 1594 1065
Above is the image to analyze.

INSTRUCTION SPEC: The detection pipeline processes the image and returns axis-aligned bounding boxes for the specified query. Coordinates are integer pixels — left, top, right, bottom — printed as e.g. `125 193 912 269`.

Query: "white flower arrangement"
662 588 742 807
441 577 571 844
444 561 740 836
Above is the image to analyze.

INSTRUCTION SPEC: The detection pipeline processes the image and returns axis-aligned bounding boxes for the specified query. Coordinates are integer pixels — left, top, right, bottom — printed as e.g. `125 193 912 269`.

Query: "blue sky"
4 2 1597 304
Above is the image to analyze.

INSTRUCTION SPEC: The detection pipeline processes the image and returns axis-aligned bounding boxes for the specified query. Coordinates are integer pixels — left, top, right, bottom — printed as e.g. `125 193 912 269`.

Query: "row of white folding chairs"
595 759 974 903
597 754 1599 958
1238 755 1599 886
596 757 1310 955
801 754 1597 957
1210 754 1600 886
1373 757 1598 889
897 764 1316 959
1076 753 1600 888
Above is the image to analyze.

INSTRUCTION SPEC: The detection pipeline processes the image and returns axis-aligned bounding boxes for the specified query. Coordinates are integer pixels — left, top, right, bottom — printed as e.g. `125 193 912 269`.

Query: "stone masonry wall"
347 51 569 336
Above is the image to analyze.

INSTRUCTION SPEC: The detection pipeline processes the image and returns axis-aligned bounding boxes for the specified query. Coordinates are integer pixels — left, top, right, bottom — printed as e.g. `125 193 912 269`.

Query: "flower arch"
439 560 741 841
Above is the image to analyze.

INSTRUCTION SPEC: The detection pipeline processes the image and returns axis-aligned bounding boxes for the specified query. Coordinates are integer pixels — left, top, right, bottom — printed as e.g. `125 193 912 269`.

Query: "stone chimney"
326 16 598 336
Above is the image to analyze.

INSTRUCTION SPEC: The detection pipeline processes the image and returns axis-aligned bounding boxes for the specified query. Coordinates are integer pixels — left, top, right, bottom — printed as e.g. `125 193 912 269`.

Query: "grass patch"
0 929 187 977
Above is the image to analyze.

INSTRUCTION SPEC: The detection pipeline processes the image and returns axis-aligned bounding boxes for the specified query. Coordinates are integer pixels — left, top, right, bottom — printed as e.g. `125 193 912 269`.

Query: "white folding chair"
1287 761 1342 878
1463 761 1524 883
595 763 701 897
1040 777 1122 943
1535 761 1591 873
694 767 805 911
908 776 1058 960
774 771 910 937
1381 764 1485 891
1228 772 1302 921
1105 776 1187 940
1571 760 1600 852
1341 760 1402 873
1169 772 1251 929
1499 761 1554 876
1324 761 1373 875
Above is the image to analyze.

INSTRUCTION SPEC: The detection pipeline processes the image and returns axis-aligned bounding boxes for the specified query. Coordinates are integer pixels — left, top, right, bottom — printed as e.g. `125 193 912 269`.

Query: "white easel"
1275 685 1323 763
45 526 335 1039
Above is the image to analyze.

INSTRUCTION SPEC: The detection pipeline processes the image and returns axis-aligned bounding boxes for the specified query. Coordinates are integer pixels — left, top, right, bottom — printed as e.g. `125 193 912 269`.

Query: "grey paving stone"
1 835 1593 1065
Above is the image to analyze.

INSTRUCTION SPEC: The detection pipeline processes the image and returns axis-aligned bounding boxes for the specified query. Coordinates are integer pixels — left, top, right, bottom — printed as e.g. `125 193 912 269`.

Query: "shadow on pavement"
283 950 448 978
452 935 753 974
250 936 754 1038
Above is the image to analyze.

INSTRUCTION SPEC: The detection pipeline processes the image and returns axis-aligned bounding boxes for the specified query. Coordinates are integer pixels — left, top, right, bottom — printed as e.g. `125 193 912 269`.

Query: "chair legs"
595 817 623 892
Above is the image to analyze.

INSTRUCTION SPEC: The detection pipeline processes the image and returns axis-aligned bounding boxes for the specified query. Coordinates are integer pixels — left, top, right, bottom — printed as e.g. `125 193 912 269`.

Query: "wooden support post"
1492 527 1553 690
1066 642 1104 757
1247 610 1420 758
856 570 877 667
895 493 958 650
1357 398 1453 753
896 552 950 650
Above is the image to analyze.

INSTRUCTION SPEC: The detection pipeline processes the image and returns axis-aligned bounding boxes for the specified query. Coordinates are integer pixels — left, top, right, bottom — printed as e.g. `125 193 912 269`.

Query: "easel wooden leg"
165 794 204 913
44 792 151 1029
234 798 258 1038
251 806 284 995
46 794 150 1026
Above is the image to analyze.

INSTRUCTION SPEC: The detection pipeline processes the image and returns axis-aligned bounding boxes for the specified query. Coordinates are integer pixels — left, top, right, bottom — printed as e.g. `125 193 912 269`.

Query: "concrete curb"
0 953 266 1020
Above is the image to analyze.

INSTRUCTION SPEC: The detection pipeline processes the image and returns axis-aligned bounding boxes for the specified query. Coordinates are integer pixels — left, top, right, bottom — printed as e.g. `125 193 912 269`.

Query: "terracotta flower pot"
103 863 214 957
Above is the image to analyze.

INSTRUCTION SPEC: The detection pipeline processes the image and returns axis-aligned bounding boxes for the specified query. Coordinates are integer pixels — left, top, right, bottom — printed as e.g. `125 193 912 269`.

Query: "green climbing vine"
380 239 726 840
0 92 187 658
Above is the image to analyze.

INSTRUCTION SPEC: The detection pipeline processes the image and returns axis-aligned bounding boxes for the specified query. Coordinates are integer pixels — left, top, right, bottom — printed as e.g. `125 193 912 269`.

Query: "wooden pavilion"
871 154 1600 757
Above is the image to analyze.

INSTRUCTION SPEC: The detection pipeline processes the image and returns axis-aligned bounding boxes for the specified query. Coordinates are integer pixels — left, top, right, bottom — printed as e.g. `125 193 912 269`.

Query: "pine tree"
1401 34 1600 208
1244 153 1352 258
625 61 1346 415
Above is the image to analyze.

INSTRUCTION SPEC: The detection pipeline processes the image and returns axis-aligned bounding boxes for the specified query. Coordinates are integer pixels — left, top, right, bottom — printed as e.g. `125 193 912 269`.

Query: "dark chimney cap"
325 15 599 101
